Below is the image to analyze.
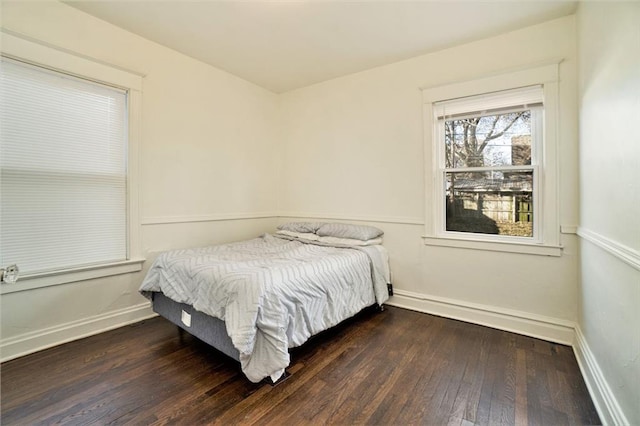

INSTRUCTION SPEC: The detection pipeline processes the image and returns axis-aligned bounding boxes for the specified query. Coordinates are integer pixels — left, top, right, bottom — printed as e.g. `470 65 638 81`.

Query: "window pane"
446 171 533 237
445 111 531 168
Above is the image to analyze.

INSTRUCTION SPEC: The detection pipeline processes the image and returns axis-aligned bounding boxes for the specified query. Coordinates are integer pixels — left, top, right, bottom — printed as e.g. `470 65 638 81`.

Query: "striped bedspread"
139 233 390 383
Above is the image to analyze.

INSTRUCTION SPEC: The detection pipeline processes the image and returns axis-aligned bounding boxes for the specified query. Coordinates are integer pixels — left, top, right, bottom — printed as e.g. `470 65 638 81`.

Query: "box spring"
152 292 240 361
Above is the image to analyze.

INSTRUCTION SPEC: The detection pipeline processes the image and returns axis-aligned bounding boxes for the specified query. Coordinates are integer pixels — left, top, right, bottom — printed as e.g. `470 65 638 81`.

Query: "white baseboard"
573 326 629 426
388 289 575 345
0 302 157 363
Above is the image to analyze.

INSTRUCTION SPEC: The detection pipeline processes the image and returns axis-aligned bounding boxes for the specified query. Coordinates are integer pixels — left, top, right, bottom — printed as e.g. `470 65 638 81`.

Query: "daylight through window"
435 86 543 240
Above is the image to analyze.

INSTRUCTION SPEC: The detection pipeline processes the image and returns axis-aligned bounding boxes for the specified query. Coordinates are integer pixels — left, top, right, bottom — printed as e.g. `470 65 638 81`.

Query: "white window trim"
422 62 562 257
434 100 543 245
0 31 145 293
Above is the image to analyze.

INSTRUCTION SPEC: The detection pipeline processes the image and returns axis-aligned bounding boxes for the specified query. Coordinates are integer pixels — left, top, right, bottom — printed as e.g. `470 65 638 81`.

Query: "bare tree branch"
478 112 525 153
483 116 501 141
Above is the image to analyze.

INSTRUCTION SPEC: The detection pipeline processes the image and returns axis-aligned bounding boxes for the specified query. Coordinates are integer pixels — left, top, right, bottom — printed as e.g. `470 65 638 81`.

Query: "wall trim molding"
141 212 425 226
578 227 640 271
421 235 563 257
1 259 145 295
141 212 280 225
560 225 578 234
388 289 575 345
0 302 157 363
573 325 629 426
278 212 424 226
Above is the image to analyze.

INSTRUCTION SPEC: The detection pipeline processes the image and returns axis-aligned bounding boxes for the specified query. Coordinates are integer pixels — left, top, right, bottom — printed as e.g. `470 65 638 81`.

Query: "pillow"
316 223 383 241
275 230 319 241
277 221 324 234
316 235 382 246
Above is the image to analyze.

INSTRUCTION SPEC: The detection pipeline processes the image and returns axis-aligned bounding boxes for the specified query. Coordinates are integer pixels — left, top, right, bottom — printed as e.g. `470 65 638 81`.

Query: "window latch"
0 264 19 284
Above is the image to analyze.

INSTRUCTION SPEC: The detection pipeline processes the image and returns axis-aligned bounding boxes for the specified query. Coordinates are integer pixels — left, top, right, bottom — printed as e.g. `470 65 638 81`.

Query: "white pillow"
275 230 319 241
316 222 383 240
317 235 383 246
277 222 324 234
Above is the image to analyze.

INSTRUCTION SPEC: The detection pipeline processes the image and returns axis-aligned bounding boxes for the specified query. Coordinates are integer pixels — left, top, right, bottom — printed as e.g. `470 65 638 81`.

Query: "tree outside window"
439 95 542 238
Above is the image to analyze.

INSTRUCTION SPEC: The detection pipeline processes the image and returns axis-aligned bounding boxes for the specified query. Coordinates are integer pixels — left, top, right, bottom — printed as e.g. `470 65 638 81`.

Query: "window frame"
435 90 543 244
422 63 562 256
0 32 144 294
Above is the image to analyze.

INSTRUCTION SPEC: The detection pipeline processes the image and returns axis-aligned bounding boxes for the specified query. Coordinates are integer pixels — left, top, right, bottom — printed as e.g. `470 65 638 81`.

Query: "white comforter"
139 234 390 382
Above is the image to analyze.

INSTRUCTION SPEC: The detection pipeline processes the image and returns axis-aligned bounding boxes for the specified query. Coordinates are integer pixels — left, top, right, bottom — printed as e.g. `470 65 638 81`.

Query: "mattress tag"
181 310 191 327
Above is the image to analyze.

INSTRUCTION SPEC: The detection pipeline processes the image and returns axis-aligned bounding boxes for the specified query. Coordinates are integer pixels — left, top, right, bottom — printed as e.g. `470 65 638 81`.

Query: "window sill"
422 236 562 257
0 259 146 294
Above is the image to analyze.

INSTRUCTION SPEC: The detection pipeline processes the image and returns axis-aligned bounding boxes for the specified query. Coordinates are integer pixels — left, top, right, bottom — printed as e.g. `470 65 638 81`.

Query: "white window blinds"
433 85 544 119
0 58 128 275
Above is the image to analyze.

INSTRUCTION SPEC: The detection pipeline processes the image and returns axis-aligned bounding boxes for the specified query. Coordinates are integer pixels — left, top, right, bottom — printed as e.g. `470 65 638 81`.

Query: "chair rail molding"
278 212 424 226
141 212 280 225
578 227 640 271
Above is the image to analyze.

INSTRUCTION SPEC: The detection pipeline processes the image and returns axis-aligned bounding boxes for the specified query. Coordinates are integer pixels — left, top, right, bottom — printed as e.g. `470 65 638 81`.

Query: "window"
1 58 128 273
436 86 542 240
0 33 143 292
422 64 561 256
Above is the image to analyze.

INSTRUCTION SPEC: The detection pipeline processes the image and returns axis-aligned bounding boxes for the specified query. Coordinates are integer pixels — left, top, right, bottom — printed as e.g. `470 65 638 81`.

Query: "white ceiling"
66 1 577 93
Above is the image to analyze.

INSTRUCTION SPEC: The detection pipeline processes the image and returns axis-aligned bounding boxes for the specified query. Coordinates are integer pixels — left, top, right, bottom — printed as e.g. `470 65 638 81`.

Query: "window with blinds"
433 86 543 241
0 58 128 275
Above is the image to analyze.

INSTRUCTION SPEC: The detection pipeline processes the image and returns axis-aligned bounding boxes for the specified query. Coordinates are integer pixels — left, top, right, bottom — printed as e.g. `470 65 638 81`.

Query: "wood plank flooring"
1 306 600 425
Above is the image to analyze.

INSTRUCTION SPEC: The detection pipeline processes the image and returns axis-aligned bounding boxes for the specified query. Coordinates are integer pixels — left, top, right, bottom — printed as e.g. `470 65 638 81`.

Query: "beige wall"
0 1 280 355
577 2 640 424
1 2 580 354
1 2 636 422
280 16 580 333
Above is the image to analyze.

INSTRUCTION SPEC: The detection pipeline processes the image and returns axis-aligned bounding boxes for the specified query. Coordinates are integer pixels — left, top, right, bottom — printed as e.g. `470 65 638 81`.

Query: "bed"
139 222 391 383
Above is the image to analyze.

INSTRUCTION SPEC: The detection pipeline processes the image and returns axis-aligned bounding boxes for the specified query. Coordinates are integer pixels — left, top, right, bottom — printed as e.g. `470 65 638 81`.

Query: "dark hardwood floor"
1 306 600 425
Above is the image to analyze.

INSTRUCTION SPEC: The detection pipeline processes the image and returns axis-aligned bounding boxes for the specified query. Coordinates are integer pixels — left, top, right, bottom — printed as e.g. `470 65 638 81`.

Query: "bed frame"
152 292 239 361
